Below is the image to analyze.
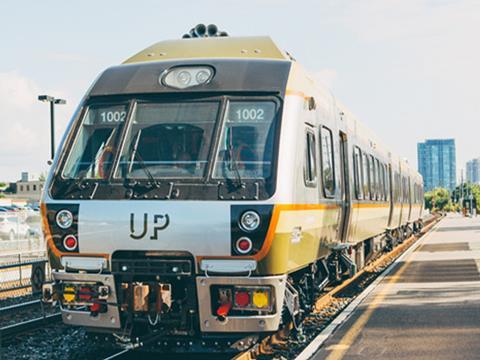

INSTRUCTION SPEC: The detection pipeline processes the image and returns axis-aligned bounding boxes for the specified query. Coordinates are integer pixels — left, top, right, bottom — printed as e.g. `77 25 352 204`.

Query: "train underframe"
43 221 423 352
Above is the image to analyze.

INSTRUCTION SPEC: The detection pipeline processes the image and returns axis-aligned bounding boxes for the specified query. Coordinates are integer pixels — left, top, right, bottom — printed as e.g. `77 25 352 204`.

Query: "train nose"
77 202 232 257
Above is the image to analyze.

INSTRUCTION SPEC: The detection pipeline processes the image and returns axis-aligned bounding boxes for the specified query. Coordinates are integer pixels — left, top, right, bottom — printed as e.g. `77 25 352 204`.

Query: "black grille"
112 258 192 276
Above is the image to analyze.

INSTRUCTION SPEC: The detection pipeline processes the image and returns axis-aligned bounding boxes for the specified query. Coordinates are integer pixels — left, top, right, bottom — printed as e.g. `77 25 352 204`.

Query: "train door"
339 131 351 242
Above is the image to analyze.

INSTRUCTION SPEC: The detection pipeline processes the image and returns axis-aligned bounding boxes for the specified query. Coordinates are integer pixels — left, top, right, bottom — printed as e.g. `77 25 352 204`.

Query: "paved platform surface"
312 214 480 360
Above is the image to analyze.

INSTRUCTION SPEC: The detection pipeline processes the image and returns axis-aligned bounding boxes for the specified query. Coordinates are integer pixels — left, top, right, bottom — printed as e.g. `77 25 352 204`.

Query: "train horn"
207 24 218 37
193 23 207 37
182 24 228 39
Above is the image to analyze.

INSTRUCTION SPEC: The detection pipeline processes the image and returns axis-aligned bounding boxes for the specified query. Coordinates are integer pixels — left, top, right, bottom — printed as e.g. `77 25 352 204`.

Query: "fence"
0 251 50 299
0 211 49 299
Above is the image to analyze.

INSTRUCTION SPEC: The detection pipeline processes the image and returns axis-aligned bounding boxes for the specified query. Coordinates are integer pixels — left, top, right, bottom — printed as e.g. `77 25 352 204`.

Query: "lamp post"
38 95 66 161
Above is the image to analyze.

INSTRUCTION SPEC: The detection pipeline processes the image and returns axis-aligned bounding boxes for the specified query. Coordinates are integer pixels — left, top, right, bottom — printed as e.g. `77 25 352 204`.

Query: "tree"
424 187 451 211
0 182 6 188
451 183 480 211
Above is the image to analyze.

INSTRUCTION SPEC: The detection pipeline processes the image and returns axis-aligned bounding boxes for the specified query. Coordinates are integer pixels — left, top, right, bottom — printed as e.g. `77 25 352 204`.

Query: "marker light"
252 290 269 309
234 290 250 308
63 235 78 251
56 209 73 229
239 211 260 232
162 66 214 89
236 237 253 254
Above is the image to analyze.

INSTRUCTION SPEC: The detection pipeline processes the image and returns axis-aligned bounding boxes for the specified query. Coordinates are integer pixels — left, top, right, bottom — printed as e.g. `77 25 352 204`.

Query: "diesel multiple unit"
41 27 424 348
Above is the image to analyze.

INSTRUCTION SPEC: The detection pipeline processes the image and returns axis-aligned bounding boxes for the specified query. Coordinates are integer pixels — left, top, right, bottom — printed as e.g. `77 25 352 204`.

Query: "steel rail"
0 312 62 344
0 299 41 315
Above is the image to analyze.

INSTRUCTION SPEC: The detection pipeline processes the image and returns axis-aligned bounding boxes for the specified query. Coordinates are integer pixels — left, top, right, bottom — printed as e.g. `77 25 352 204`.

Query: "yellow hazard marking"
325 252 415 360
63 286 76 303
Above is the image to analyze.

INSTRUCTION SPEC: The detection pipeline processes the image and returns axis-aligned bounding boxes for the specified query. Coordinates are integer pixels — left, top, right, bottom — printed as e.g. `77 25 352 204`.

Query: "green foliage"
424 187 451 211
451 183 480 211
0 182 6 188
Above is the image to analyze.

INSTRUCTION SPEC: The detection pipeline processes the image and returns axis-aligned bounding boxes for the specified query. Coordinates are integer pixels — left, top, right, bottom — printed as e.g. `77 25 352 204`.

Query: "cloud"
0 71 74 181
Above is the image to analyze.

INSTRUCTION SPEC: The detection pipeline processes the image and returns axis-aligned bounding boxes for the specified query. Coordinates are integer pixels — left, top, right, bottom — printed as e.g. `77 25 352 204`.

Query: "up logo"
129 213 170 240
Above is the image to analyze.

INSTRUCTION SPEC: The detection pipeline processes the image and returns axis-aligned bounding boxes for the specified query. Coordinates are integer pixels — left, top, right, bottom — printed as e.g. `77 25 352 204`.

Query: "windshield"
62 103 128 179
116 101 219 179
59 98 278 182
213 101 277 179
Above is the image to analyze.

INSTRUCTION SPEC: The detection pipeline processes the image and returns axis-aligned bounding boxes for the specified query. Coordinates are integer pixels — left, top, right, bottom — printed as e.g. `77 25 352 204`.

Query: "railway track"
0 297 62 345
0 312 62 344
233 214 442 360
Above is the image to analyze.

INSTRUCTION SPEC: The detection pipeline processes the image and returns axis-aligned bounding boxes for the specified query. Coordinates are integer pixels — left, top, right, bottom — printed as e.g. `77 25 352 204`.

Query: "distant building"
14 172 44 202
466 158 480 184
417 139 456 192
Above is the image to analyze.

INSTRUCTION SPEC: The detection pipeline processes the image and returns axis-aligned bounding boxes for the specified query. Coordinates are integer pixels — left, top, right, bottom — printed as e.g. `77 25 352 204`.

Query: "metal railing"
0 250 50 299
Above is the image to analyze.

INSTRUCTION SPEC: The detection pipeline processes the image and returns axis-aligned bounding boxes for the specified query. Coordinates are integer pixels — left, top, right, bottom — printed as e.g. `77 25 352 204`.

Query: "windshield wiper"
223 127 243 189
127 129 157 186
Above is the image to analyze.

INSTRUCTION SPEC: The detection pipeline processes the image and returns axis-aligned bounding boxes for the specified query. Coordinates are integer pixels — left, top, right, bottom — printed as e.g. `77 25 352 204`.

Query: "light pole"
38 95 66 161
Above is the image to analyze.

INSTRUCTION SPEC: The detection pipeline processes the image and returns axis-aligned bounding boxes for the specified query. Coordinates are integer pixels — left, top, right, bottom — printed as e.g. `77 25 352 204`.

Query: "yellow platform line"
325 248 416 360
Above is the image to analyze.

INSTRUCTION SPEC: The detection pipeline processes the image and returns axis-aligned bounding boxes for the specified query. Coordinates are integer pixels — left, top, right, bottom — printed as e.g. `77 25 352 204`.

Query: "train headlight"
162 66 214 89
239 211 260 232
176 70 192 86
56 209 73 229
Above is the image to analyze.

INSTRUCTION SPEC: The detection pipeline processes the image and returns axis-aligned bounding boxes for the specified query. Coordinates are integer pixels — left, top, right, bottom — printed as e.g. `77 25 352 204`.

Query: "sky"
0 0 479 182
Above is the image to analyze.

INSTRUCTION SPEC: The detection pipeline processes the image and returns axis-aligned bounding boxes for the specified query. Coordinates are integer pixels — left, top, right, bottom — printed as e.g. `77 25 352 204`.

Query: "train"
41 24 424 350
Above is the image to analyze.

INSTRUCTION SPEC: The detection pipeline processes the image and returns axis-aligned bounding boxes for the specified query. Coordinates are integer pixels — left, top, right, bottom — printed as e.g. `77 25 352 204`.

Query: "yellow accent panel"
123 36 288 64
350 204 390 243
258 205 339 274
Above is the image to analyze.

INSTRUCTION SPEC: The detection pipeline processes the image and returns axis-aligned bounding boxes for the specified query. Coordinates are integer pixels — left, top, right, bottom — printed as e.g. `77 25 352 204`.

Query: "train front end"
41 35 293 343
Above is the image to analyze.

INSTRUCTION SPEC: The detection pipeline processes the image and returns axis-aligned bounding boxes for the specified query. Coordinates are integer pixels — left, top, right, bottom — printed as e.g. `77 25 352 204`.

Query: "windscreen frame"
48 92 283 200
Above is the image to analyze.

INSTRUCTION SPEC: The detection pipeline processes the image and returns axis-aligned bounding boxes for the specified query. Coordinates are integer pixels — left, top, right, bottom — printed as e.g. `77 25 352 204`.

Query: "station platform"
310 214 480 360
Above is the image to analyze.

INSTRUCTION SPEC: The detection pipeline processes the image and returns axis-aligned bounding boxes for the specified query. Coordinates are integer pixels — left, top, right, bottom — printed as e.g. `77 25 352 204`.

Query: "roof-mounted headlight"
161 66 214 89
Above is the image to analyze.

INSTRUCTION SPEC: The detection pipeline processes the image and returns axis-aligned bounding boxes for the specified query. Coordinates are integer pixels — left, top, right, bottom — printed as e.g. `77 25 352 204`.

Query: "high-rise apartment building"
417 139 456 191
466 158 480 184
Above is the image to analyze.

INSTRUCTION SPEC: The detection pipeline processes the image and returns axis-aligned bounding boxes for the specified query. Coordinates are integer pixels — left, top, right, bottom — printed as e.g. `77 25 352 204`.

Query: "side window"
353 147 363 199
384 164 389 201
304 130 317 186
377 160 383 200
408 177 412 203
369 155 376 200
377 162 385 201
362 152 370 199
320 126 335 197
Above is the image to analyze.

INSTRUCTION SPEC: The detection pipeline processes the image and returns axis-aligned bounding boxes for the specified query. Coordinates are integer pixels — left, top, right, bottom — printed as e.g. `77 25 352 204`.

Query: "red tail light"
63 235 78 251
235 237 253 254
234 290 250 307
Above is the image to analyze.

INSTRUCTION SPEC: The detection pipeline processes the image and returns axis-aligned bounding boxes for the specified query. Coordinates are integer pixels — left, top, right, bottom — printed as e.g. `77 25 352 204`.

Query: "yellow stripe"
352 203 390 209
325 249 415 360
